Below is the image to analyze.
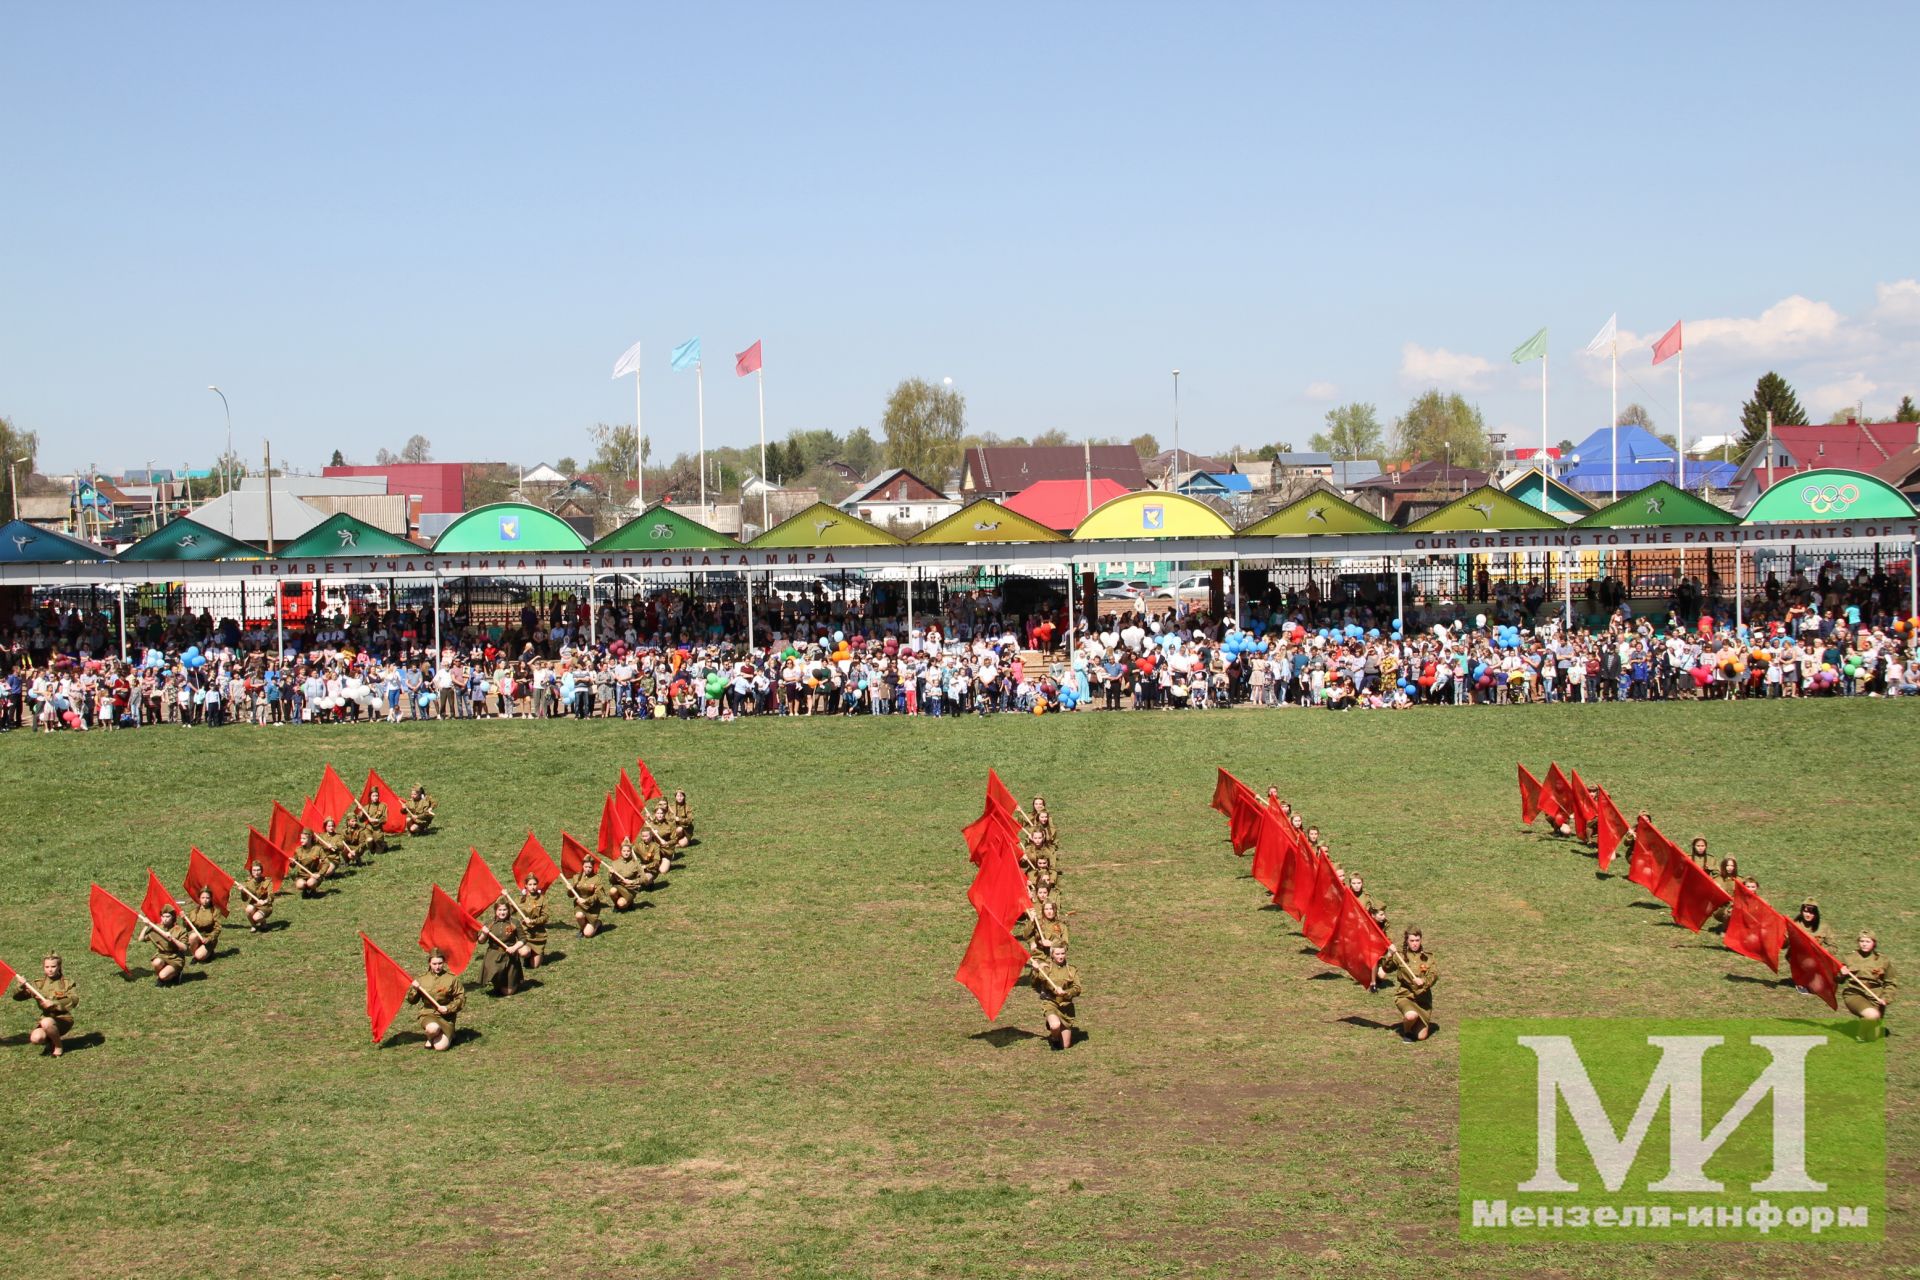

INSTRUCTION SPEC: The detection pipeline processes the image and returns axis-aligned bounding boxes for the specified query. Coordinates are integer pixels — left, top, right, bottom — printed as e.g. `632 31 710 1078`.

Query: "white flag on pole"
1584 314 1617 356
611 340 643 380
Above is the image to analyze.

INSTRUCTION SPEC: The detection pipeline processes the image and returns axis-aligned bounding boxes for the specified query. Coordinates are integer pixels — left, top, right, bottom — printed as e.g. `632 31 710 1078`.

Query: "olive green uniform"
186 904 223 956
1030 958 1081 1030
517 891 549 958
13 976 76 1037
1387 948 1439 1028
404 796 435 834
670 798 694 843
149 921 190 974
572 873 604 927
608 854 646 905
408 970 464 1036
362 802 392 853
244 873 274 924
1843 953 1895 1018
479 920 525 995
314 831 350 869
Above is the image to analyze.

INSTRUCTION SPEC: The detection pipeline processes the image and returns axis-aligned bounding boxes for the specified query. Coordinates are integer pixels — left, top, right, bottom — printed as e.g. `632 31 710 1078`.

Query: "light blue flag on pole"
670 338 701 371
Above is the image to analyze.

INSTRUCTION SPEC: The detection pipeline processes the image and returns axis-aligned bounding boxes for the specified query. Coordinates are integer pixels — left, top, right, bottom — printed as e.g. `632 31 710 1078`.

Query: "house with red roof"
1729 417 1919 511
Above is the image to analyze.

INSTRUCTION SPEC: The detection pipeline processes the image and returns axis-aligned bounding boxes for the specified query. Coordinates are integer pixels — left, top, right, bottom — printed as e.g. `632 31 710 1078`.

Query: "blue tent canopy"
1560 425 1736 492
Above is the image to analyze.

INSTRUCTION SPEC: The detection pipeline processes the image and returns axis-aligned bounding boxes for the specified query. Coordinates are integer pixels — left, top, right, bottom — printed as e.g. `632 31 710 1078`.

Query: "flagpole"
1676 347 1686 493
1540 348 1549 510
756 366 768 530
696 362 707 519
1609 335 1618 501
634 353 645 508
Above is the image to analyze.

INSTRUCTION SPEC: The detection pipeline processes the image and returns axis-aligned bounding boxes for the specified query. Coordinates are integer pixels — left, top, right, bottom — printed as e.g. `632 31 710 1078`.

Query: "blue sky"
5 4 1917 474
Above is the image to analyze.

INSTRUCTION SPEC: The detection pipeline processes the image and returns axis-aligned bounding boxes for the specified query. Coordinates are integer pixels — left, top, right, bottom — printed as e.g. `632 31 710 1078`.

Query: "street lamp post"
8 458 27 522
207 385 233 534
1171 369 1182 489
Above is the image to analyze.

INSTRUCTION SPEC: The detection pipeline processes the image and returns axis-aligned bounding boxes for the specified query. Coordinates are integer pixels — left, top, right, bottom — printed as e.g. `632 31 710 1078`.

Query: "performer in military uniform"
1840 932 1893 1027
293 829 333 898
607 840 646 912
404 785 436 836
517 875 549 967
670 789 695 846
185 886 223 963
479 901 528 997
143 904 191 985
315 818 353 869
1028 942 1082 1050
340 810 373 865
1688 836 1714 876
1016 899 1069 957
361 795 392 854
407 949 464 1050
572 855 605 938
1026 854 1060 899
241 859 275 932
12 953 77 1057
1380 925 1438 1042
1712 856 1741 928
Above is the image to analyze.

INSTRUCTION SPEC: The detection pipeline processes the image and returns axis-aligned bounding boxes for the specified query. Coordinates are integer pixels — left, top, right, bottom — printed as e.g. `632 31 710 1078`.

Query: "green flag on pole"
1511 327 1548 363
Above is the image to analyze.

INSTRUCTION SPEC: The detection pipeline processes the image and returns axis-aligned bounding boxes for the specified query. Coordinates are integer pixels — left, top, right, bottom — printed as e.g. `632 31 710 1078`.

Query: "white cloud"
1688 295 1843 356
1400 342 1492 389
1303 380 1339 401
1872 279 1920 325
1808 373 1878 415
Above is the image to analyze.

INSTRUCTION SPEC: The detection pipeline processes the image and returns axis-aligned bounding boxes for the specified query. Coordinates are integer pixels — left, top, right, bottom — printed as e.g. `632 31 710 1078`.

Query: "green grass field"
0 702 1912 1278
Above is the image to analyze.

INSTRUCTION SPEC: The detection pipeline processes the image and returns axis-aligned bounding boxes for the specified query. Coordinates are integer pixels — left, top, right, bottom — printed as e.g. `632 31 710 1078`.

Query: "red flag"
0 955 16 996
952 913 1029 1020
1250 811 1290 894
1317 886 1391 989
1627 816 1682 899
1273 828 1314 920
985 768 1016 818
615 787 646 840
560 831 590 879
635 759 664 802
316 764 357 827
1300 856 1347 949
1568 769 1598 840
734 339 763 377
512 832 560 892
1518 764 1546 825
1669 858 1732 933
616 768 643 814
143 869 181 925
1211 767 1245 817
1651 319 1683 366
88 884 140 972
596 793 623 857
1784 919 1844 1010
1723 883 1789 973
361 769 408 833
1227 789 1265 856
966 838 1031 931
184 847 236 916
417 884 482 973
1544 764 1579 830
299 794 324 835
360 932 415 1043
1595 788 1630 871
962 803 1021 868
456 849 508 920
269 799 302 853
247 827 292 893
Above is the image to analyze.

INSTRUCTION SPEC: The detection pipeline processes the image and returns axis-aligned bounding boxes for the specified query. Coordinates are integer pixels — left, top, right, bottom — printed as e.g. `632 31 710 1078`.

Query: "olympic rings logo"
1801 482 1860 516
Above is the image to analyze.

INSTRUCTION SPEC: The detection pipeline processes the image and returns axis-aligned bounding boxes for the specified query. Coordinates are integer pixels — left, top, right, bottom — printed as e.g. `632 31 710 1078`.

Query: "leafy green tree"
1736 372 1809 453
1897 395 1918 422
844 426 882 477
878 377 964 481
1031 428 1073 448
557 455 579 476
1 414 38 517
1129 432 1159 458
1309 402 1383 461
329 449 346 467
1391 391 1490 467
786 428 842 472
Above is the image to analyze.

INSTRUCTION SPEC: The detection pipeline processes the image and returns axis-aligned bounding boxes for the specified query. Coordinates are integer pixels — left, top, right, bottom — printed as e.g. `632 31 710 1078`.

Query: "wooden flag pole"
555 873 587 907
408 981 451 1017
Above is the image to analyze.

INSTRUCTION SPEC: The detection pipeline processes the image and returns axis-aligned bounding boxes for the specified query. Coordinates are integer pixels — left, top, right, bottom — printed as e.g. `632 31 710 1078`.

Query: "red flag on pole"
952 913 1029 1020
512 832 560 892
1544 764 1579 831
1783 919 1844 1010
1651 320 1683 366
734 340 763 377
0 955 16 996
596 793 623 857
985 768 1016 818
1723 883 1789 973
1301 856 1347 949
269 799 302 853
143 869 181 925
560 832 590 879
966 838 1031 931
1627 815 1681 898
1567 769 1598 840
1517 764 1546 825
1668 857 1732 933
616 768 643 815
635 759 664 802
360 932 415 1043
1594 788 1630 871
417 884 482 973
1211 767 1245 817
962 803 1021 867
88 884 140 972
1227 789 1265 856
316 764 357 827
456 849 508 920
1317 886 1392 988
247 826 292 893
361 769 408 833
614 787 646 840
1250 811 1289 894
299 794 325 835
184 847 236 916
1273 828 1314 920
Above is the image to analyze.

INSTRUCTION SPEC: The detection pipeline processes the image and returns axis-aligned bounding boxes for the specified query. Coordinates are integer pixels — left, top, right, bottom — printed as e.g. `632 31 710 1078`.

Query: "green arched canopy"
432 503 586 553
1743 469 1916 523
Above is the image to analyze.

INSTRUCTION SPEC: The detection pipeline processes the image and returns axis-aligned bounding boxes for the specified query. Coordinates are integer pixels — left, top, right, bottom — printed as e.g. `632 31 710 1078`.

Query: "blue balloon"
1367 628 1380 639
